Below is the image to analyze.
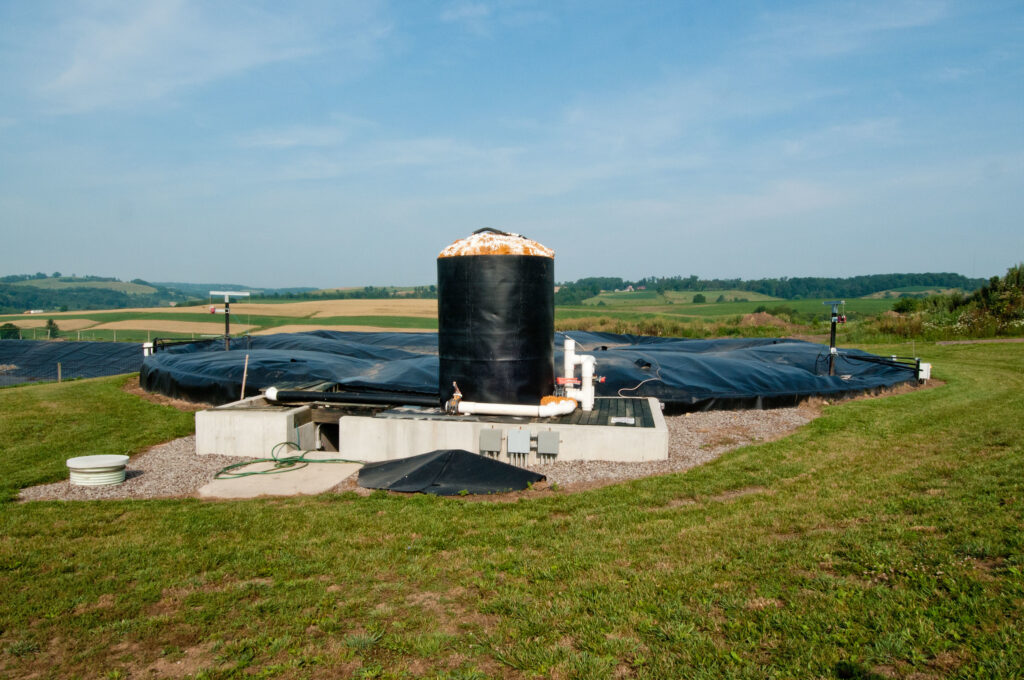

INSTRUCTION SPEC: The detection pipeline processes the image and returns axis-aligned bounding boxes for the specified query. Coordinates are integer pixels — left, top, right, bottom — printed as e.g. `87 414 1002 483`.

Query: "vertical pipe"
241 354 250 399
224 299 231 350
828 313 837 376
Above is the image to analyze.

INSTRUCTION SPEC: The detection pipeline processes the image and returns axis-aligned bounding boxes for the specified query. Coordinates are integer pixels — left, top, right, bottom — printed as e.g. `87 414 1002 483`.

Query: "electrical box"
918 362 932 381
537 431 560 456
507 429 531 455
479 429 503 454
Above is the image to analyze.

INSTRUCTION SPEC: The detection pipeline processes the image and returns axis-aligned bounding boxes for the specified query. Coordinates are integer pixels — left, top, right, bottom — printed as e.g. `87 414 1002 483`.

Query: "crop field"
11 278 158 294
252 324 434 335
1 291 910 345
862 287 961 299
89 320 258 335
3 317 98 331
0 342 1022 678
583 289 781 305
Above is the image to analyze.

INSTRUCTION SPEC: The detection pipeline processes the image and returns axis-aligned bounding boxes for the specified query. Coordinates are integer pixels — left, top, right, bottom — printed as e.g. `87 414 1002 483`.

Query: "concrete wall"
337 397 667 464
195 396 313 457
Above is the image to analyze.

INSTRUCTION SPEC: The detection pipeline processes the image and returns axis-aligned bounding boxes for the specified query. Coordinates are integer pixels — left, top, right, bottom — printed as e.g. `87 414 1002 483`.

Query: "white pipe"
456 398 577 418
562 337 596 411
265 386 279 402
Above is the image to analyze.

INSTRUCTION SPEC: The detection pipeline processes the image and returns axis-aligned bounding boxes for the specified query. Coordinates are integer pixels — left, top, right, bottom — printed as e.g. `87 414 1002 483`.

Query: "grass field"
11 278 158 294
1 344 1022 678
0 290 1007 344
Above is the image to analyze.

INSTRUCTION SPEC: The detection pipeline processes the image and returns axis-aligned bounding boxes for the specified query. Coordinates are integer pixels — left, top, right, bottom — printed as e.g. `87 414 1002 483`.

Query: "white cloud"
236 116 373 150
752 0 948 58
38 1 391 113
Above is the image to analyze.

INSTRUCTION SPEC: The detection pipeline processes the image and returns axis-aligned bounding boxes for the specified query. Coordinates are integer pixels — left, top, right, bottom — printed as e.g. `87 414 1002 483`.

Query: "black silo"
437 236 555 406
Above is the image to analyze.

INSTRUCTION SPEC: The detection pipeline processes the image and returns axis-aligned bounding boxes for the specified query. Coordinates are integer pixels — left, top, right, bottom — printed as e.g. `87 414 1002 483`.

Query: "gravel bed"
17 436 250 502
523 406 815 489
19 408 816 501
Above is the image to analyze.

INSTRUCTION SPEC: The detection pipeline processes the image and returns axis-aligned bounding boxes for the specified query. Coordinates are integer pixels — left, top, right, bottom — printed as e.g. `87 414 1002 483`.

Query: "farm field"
11 277 158 294
583 289 781 305
0 342 1021 677
0 301 440 342
0 289 967 344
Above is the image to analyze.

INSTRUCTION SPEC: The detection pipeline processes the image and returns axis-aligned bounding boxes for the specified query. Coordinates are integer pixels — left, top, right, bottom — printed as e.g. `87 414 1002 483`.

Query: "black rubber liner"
357 449 545 495
139 329 918 410
0 339 144 386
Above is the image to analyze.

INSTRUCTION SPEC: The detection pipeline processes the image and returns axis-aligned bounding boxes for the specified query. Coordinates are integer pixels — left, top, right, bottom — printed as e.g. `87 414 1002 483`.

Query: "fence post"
57 362 62 383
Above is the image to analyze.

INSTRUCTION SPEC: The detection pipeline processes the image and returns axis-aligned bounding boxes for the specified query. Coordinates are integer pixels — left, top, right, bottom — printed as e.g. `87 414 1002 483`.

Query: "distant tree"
716 294 726 303
45 318 59 339
892 298 919 313
52 271 62 278
59 305 68 312
0 323 19 339
692 293 707 303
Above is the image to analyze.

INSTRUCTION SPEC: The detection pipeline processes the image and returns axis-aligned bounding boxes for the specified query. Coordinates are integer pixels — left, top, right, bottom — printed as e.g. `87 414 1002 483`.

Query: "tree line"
554 272 987 304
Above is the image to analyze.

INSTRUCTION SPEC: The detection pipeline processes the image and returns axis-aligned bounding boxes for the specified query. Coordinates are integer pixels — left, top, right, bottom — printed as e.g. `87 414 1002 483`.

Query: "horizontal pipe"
455 398 577 418
264 387 437 407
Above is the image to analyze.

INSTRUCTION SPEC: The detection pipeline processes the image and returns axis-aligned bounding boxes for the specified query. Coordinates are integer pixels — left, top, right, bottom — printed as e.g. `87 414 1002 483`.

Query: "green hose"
214 441 364 480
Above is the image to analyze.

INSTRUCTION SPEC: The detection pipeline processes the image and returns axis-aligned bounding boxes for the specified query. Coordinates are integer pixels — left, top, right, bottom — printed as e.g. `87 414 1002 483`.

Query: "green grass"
0 375 195 502
11 278 158 294
1 344 1023 677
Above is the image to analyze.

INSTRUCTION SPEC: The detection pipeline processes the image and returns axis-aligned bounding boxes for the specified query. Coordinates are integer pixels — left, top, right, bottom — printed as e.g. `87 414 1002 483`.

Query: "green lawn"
1 345 1023 678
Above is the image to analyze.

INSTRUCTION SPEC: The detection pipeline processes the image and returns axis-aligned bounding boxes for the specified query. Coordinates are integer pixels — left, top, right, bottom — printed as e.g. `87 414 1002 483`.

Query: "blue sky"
1 1 1021 288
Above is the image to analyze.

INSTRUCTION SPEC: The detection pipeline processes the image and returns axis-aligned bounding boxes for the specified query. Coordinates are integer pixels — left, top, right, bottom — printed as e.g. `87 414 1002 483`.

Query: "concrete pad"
198 461 361 499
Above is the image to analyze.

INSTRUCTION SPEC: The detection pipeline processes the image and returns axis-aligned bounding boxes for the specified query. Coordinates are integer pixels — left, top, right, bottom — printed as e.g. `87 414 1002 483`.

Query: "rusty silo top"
438 228 554 258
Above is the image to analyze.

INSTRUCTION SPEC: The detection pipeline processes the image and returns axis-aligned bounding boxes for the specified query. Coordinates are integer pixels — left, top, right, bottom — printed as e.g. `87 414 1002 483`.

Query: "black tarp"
0 340 144 386
139 330 918 410
357 449 545 495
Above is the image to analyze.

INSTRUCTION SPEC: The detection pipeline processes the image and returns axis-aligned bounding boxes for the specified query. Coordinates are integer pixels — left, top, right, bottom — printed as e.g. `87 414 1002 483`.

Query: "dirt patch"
709 486 769 502
744 597 782 610
139 642 217 679
739 312 791 329
121 380 212 411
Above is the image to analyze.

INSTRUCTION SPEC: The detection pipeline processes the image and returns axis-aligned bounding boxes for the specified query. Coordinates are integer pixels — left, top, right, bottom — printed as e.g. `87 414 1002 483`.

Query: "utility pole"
823 300 846 376
209 291 250 350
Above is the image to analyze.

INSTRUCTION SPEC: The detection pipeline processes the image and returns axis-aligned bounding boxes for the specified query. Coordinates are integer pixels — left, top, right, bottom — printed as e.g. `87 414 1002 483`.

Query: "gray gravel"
17 436 250 502
524 406 814 488
19 408 815 500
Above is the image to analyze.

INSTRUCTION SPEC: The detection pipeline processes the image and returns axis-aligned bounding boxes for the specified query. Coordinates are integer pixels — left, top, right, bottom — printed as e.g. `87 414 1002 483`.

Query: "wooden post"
57 362 61 383
240 353 250 399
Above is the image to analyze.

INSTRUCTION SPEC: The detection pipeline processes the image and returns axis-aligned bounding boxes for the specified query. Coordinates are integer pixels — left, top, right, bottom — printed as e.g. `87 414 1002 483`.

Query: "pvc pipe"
564 337 576 378
455 398 577 418
562 337 596 411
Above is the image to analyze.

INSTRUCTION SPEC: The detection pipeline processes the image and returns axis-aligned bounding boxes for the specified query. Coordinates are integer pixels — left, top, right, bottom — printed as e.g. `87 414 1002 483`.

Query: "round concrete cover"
66 454 130 470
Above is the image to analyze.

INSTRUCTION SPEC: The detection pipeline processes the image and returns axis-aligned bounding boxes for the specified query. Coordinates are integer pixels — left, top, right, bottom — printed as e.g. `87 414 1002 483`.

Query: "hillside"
0 275 193 314
555 273 987 304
